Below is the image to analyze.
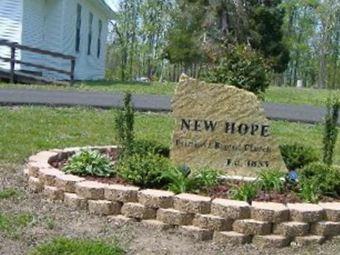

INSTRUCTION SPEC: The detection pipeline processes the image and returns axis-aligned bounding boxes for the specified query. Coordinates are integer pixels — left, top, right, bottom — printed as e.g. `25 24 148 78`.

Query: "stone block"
211 199 250 220
39 168 63 186
233 219 272 235
273 221 310 237
157 208 193 226
121 202 156 220
295 235 325 246
107 215 137 226
311 221 340 236
319 203 340 222
138 189 174 209
75 181 106 200
213 231 252 245
288 203 325 223
63 193 87 210
141 220 172 231
251 202 289 223
28 176 44 193
26 162 40 177
193 214 233 231
55 175 85 193
179 225 214 241
253 235 291 248
43 186 64 201
29 151 57 163
174 193 211 214
88 200 121 216
104 184 139 203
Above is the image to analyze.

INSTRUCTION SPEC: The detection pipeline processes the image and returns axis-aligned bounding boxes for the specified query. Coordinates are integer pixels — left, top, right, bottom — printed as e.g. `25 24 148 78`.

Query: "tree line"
106 0 339 89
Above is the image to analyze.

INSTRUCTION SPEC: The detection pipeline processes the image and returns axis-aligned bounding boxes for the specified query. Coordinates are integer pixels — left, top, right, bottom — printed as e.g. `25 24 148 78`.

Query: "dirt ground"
1 164 340 255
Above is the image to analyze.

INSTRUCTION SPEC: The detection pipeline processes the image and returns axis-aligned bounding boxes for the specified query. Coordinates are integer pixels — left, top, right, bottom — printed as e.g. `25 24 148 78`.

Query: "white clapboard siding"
0 0 111 80
0 0 23 70
62 0 108 80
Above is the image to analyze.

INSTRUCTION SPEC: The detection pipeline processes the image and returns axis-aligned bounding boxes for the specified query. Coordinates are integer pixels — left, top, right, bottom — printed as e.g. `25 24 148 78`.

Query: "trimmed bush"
300 162 340 197
116 153 172 189
280 143 319 170
29 237 123 255
63 150 115 177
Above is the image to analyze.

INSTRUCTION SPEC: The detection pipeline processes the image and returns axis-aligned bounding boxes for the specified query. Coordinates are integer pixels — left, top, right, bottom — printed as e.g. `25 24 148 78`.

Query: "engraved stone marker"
171 75 287 177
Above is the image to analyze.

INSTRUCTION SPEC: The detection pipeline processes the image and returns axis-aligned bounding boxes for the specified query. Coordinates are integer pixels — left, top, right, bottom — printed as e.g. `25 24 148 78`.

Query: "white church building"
0 0 114 81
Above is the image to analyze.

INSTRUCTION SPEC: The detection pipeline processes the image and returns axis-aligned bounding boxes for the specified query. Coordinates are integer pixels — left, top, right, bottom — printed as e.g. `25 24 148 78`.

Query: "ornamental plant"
115 92 135 157
279 143 319 170
323 97 339 166
258 169 285 193
63 150 115 177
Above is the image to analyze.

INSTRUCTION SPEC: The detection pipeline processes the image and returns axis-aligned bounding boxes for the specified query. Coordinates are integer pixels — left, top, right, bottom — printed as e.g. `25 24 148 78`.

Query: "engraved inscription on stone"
171 75 287 177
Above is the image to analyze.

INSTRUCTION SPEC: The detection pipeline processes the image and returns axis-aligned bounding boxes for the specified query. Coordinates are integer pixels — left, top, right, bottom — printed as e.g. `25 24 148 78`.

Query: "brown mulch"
50 150 339 204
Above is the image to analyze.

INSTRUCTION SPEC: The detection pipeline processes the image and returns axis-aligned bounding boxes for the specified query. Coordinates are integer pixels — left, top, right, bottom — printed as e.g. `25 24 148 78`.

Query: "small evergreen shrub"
300 162 340 197
116 153 172 189
204 45 269 95
258 169 285 193
115 92 135 157
63 150 115 177
29 237 123 255
280 143 319 170
323 97 339 166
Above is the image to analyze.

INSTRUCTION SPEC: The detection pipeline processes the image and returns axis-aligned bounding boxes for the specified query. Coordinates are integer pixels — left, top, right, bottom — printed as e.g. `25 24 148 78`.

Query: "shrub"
130 139 170 157
323 97 339 166
280 143 319 170
258 169 285 193
300 162 340 197
204 45 269 95
116 153 172 189
29 237 123 255
63 150 115 177
229 182 259 203
115 92 135 157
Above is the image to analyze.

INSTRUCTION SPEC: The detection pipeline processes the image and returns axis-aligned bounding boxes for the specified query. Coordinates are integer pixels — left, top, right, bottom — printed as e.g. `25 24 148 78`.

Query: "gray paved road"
0 88 338 125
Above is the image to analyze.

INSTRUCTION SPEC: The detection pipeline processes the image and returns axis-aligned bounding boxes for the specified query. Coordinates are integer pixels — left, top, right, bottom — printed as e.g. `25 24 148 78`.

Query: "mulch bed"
50 149 340 204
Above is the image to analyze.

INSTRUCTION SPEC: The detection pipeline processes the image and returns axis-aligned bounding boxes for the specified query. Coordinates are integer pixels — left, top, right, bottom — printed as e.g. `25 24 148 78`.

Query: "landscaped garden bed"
23 93 340 248
25 146 340 248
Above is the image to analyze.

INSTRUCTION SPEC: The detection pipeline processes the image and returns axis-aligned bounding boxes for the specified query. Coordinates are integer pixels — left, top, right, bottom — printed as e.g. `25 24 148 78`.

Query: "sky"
105 0 119 11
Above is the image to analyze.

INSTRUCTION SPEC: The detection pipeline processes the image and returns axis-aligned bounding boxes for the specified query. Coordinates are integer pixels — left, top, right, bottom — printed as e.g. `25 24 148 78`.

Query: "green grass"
1 81 339 107
265 86 340 107
0 106 339 165
29 237 124 255
0 212 34 239
0 188 20 200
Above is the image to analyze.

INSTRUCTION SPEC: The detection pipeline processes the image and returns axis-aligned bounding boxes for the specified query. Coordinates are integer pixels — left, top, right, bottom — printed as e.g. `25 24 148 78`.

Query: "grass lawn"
0 106 339 165
0 105 340 254
1 81 339 107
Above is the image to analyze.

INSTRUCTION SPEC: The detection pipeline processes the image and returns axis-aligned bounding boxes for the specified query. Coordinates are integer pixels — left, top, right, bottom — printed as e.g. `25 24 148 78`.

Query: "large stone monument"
171 75 287 177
